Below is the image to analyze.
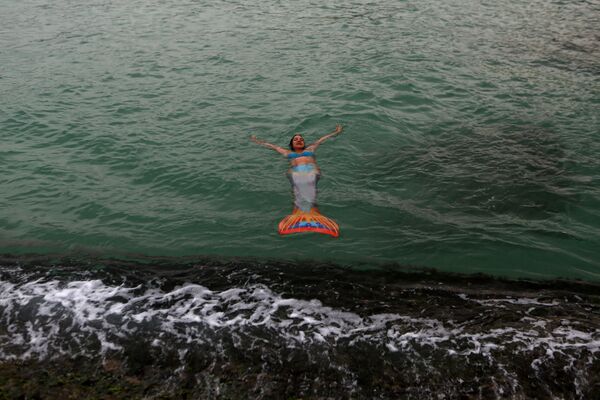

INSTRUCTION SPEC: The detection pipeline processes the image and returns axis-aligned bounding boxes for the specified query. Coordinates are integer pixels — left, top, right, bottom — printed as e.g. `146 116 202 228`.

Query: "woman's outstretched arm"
307 124 343 150
250 135 289 156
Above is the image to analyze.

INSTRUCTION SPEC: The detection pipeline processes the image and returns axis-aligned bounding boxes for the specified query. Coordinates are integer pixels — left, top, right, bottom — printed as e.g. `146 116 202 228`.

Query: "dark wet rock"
1 255 599 399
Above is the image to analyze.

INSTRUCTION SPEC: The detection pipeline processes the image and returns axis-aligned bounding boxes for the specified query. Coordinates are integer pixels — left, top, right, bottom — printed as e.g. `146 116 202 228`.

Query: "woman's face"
292 135 305 150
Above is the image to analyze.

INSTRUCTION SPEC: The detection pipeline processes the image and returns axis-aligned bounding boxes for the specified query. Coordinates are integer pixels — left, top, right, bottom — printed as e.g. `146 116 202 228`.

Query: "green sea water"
1 0 599 280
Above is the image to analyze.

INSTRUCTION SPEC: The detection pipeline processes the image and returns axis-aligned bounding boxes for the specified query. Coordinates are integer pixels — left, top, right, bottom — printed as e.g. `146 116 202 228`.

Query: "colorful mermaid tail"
278 207 339 237
280 163 339 237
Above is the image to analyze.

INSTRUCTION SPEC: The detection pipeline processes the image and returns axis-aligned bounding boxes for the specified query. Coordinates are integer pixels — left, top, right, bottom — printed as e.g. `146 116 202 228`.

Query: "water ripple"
0 0 599 278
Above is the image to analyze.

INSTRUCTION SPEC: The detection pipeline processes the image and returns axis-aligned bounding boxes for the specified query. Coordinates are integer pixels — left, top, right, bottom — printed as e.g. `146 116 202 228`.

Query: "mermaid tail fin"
278 208 339 237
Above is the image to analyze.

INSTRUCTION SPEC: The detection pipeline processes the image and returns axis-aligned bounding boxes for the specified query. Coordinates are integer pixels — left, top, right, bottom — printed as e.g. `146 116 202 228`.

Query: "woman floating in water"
250 124 343 237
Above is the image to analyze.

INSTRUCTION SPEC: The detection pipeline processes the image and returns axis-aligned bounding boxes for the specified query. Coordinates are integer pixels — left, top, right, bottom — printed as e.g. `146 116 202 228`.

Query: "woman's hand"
250 135 262 144
334 124 343 135
250 135 287 155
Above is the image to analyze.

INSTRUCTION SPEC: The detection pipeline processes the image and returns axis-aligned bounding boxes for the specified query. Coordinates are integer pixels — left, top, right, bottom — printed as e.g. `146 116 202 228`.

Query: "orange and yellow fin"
278 208 339 237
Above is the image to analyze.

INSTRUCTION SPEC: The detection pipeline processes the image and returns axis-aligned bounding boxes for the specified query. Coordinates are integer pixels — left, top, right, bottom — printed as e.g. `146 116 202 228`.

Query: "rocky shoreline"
1 255 600 399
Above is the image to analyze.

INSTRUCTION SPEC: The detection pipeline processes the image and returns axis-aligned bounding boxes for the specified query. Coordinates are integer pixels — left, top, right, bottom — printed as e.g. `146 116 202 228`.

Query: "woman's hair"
289 134 305 151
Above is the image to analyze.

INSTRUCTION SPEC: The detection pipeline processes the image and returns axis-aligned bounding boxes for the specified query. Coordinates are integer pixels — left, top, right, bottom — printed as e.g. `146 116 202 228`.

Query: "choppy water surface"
1 0 600 279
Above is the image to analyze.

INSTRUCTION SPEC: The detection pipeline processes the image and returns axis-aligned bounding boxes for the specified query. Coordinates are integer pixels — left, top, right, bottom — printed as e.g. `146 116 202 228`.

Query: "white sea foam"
1 278 598 368
458 293 559 307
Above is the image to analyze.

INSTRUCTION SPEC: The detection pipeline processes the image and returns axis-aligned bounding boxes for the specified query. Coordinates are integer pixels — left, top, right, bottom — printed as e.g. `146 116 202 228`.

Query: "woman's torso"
287 150 320 173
